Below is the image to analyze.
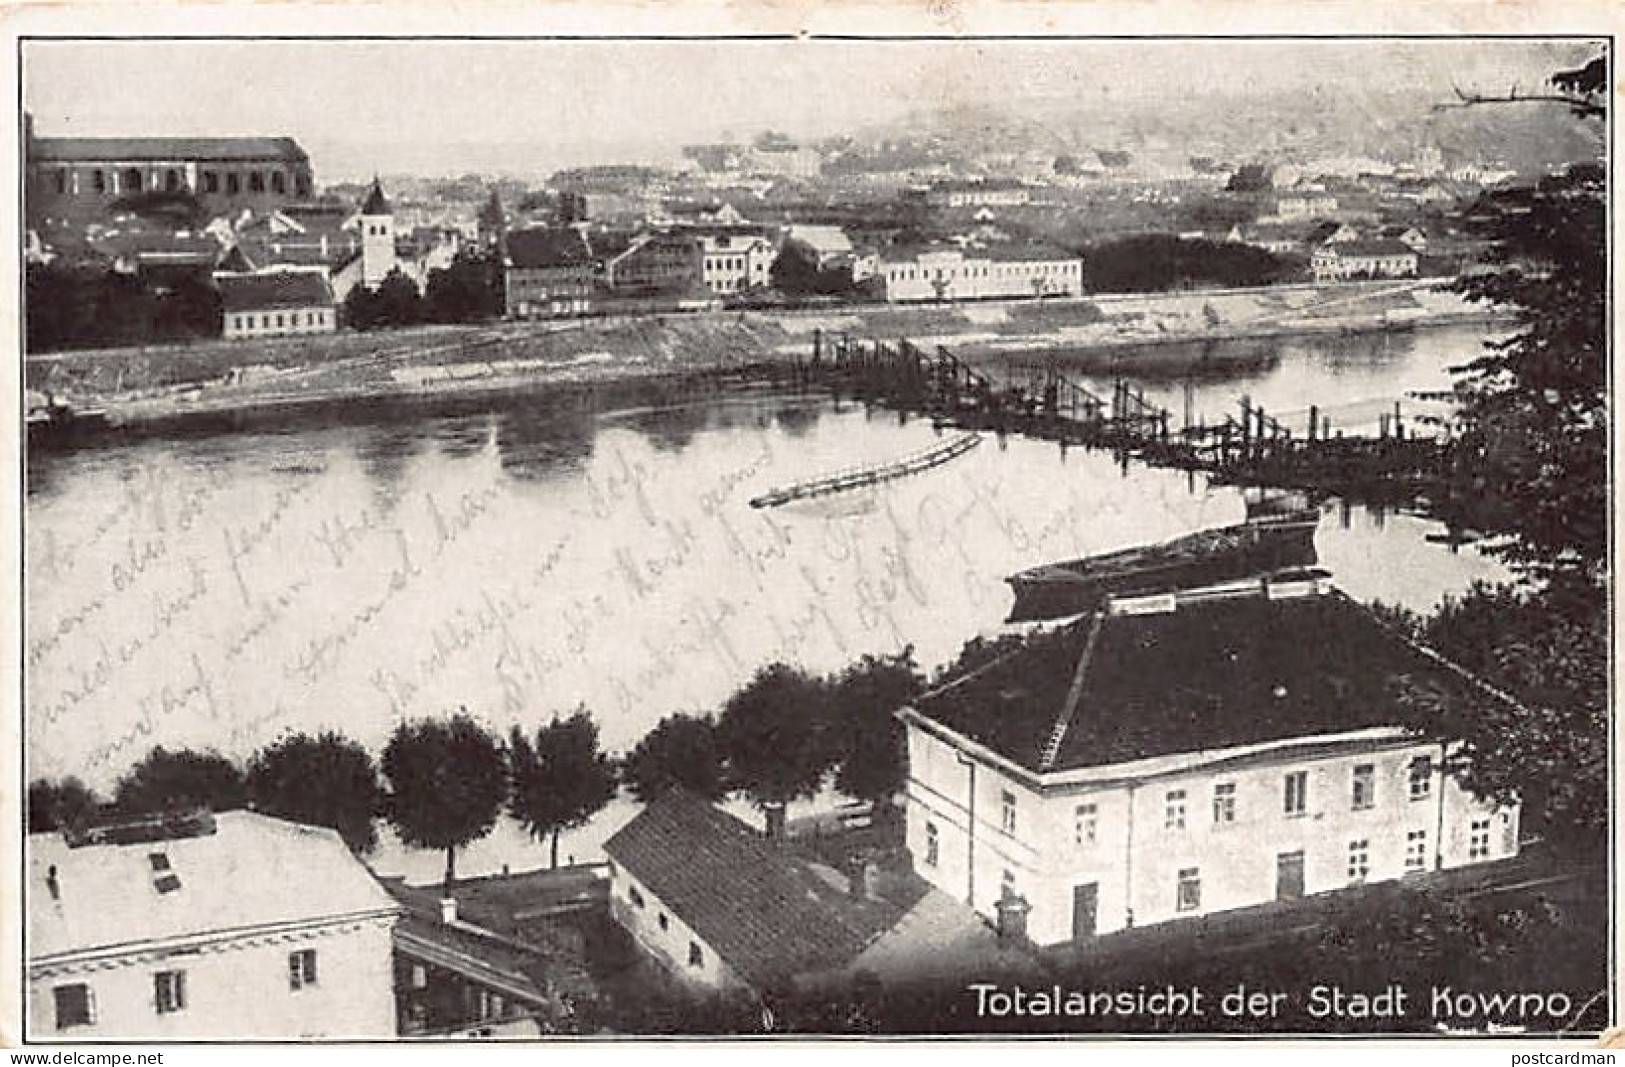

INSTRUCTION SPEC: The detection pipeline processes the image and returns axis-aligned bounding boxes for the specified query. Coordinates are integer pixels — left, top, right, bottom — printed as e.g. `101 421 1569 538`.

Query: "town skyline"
22 37 1597 179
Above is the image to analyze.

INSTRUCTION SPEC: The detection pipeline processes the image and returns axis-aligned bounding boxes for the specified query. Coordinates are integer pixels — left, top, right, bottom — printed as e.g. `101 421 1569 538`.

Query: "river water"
25 322 1508 882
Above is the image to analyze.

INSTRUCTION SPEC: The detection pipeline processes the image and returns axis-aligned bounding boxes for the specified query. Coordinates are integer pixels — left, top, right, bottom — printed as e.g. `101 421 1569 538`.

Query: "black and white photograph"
13 12 1616 1045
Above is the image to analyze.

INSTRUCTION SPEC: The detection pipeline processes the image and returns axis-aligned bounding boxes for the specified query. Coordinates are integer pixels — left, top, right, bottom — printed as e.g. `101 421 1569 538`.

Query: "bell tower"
359 176 396 289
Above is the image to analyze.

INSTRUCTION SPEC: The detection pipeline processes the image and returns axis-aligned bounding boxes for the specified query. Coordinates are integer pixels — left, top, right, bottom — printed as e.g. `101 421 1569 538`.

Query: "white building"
28 810 401 1040
878 243 1083 303
696 230 776 295
358 177 398 290
1310 239 1420 283
216 268 337 340
898 574 1519 948
1272 195 1340 221
926 179 1031 209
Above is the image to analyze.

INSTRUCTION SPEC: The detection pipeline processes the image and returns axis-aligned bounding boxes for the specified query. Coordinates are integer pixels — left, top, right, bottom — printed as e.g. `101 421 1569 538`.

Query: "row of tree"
26 264 224 352
28 650 924 888
343 252 506 331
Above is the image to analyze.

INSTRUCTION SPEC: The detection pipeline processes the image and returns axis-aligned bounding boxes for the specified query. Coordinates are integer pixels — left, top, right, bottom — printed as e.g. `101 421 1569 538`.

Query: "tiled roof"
33 137 309 164
505 227 595 269
914 584 1482 776
28 811 398 964
217 270 336 312
603 790 894 989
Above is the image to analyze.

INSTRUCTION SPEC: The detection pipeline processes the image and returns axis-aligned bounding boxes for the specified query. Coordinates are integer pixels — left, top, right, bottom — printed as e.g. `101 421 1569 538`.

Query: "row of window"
1175 832 1437 913
622 882 705 969
886 261 1080 284
53 167 308 198
230 310 331 333
52 950 318 1029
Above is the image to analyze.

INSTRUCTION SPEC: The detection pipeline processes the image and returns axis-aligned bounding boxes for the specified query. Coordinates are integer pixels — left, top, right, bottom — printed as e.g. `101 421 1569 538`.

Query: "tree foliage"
716 663 833 836
247 731 383 854
27 777 101 834
622 712 729 804
343 268 423 331
26 264 222 352
507 708 617 868
1081 235 1296 293
382 714 509 889
423 250 504 323
1395 583 1607 851
113 747 246 814
770 242 855 297
827 649 924 806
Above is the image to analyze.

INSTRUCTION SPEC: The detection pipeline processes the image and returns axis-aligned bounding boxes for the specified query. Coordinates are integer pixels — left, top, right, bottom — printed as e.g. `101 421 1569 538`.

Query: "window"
1176 868 1201 912
149 852 180 893
999 790 1017 834
154 970 186 1014
1347 839 1370 882
165 169 181 192
1351 764 1376 810
123 167 143 193
657 912 669 932
1164 789 1187 830
227 172 241 195
272 171 286 194
53 984 94 1029
688 941 703 968
1074 803 1097 845
92 169 105 194
1405 829 1428 872
628 885 644 908
54 168 67 194
289 949 317 990
203 171 220 194
1469 818 1491 860
924 822 939 866
410 964 427 989
249 171 265 193
1284 770 1308 817
1408 756 1433 800
1001 868 1017 898
1212 782 1236 824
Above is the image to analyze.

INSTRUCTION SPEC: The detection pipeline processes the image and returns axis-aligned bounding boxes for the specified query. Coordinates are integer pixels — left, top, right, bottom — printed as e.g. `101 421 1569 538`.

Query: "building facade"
27 136 314 224
878 243 1084 303
696 230 776 295
898 575 1519 947
504 227 596 318
926 179 1032 209
1310 240 1420 282
28 811 400 1040
217 270 338 339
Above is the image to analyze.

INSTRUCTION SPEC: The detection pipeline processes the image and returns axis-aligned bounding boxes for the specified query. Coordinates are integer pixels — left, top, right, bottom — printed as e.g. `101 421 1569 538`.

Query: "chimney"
439 897 457 924
995 889 1030 943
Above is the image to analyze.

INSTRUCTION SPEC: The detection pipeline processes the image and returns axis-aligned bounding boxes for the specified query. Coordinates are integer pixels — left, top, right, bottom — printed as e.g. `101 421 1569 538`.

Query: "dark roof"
1317 239 1417 258
360 178 391 216
505 227 595 269
217 270 335 312
603 789 894 990
34 137 308 164
915 585 1482 776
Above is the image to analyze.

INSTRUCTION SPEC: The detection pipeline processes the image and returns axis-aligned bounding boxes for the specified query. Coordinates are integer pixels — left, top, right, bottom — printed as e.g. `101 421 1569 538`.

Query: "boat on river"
1005 492 1321 623
749 432 981 509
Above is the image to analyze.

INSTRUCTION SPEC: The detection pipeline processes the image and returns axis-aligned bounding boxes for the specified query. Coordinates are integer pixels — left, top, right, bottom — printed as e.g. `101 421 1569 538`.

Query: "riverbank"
26 279 1501 433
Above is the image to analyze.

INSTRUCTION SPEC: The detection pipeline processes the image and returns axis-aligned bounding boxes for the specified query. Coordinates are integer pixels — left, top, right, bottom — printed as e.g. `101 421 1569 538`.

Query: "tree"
382 714 509 890
372 268 424 328
27 777 100 833
716 663 833 838
622 712 729 804
507 708 617 869
113 747 246 814
423 251 502 323
826 650 924 808
1394 583 1607 850
247 731 383 854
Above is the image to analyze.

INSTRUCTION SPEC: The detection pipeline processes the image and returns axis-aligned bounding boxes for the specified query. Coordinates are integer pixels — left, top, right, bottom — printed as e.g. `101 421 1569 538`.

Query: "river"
24 321 1509 882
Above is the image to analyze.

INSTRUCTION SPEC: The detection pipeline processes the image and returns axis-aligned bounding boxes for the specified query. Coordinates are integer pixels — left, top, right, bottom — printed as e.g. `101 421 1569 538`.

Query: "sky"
22 38 1599 180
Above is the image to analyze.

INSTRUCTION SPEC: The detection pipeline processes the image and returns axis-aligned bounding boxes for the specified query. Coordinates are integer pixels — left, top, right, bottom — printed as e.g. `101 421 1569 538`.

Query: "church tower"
359 176 397 289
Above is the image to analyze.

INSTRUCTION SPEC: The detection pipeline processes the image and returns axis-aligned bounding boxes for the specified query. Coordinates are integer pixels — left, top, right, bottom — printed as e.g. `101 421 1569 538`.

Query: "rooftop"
29 811 398 964
913 581 1482 777
505 226 595 269
603 789 898 989
33 137 309 164
1317 239 1418 258
360 178 391 216
216 269 336 312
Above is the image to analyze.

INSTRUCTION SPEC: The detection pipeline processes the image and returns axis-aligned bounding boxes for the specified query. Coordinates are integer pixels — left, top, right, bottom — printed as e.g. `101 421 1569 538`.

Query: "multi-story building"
695 229 776 295
503 227 595 318
601 231 703 294
877 242 1083 303
925 178 1031 209
1310 239 1420 283
217 269 338 340
27 810 400 1040
26 134 314 225
1273 194 1341 221
898 573 1518 947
